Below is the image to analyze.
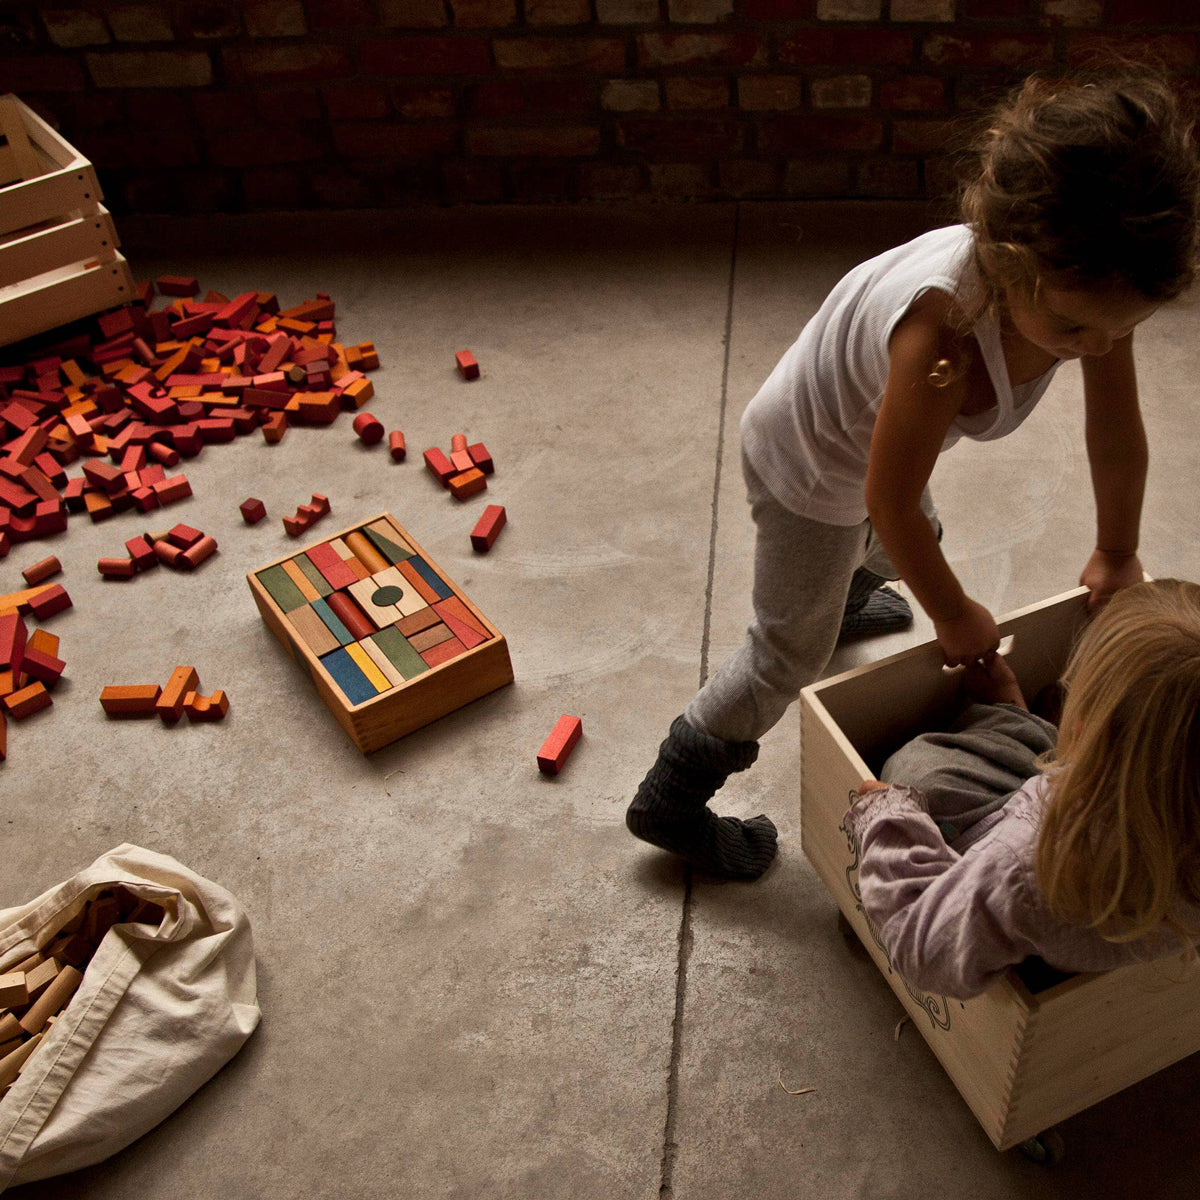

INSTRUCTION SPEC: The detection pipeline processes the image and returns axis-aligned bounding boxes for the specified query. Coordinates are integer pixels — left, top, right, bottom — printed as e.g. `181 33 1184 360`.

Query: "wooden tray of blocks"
0 94 135 348
801 586 1200 1151
248 513 513 753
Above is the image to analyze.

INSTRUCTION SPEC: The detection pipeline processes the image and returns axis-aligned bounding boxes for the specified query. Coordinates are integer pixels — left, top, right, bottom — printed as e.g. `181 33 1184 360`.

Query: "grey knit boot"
839 567 913 641
626 715 777 880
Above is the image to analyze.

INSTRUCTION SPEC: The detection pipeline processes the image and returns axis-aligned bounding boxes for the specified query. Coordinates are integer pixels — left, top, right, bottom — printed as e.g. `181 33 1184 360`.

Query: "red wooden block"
448 468 487 501
180 534 218 569
167 523 203 549
470 504 506 552
21 556 61 586
450 448 473 474
125 536 158 570
240 497 266 524
98 556 137 578
419 634 467 669
156 275 199 296
154 475 192 504
467 442 494 475
388 430 406 461
261 412 288 443
20 646 65 687
310 492 330 516
148 442 181 467
131 485 159 512
282 514 308 537
306 541 357 590
423 447 456 487
352 412 384 445
27 585 71 620
0 613 26 675
537 714 583 775
4 681 51 719
455 350 480 380
326 591 375 642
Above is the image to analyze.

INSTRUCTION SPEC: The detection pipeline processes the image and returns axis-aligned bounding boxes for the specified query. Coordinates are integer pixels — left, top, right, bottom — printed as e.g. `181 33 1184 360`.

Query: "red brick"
809 74 872 109
1041 0 1103 25
324 85 391 120
334 123 458 157
1065 33 1198 71
44 8 110 47
526 80 595 115
452 0 519 27
362 37 492 75
207 125 326 166
782 158 853 195
648 163 714 197
739 75 804 111
393 86 457 119
597 0 660 19
1 56 87 92
378 0 448 25
638 32 764 68
494 37 625 71
307 0 376 27
742 0 812 13
718 159 778 196
471 81 527 118
923 33 1053 69
856 158 922 197
758 115 883 154
309 169 377 207
1107 0 1200 22
892 119 955 155
192 90 247 128
958 0 1025 14
82 129 202 169
257 88 324 123
442 161 507 201
665 77 730 110
576 162 644 198
510 159 575 200
468 125 600 156
244 0 307 36
880 74 946 111
87 50 213 88
617 116 743 158
243 167 307 207
527 0 592 24
181 3 242 38
779 29 911 66
224 43 353 82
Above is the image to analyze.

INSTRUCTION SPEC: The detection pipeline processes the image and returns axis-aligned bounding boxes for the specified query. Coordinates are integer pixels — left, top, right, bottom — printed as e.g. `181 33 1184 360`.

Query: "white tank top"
740 224 1062 526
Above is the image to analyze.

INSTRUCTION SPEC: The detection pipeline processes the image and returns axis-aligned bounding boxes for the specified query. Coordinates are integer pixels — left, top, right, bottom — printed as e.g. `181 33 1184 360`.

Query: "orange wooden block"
448 468 487 501
27 629 59 658
388 431 406 461
156 665 199 723
183 689 229 722
100 684 162 716
21 556 61 586
537 714 583 775
4 681 52 720
455 350 479 380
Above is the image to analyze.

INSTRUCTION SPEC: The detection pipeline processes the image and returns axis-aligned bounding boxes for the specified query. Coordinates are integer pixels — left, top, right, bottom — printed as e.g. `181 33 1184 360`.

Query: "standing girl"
627 71 1200 880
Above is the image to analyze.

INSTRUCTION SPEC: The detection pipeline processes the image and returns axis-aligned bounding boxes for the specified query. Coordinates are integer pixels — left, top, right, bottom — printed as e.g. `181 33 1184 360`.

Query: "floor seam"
656 200 742 1200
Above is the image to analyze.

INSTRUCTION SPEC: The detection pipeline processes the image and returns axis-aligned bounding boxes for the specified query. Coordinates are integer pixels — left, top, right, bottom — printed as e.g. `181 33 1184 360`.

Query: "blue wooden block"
320 647 377 706
312 596 355 645
406 555 452 601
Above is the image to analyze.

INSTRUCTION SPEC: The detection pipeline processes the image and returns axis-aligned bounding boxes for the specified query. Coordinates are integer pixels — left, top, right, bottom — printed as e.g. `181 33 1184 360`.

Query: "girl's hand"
933 597 1000 668
964 655 1027 709
1079 548 1143 612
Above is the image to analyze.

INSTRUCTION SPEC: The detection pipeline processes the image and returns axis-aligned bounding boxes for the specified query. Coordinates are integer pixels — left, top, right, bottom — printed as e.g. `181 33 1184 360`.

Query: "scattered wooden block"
19 646 65 686
261 412 288 443
156 275 199 296
240 497 266 524
352 412 384 445
4 681 52 720
26 585 71 620
100 684 162 716
470 504 506 552
455 350 480 380
20 556 61 586
125 535 158 570
448 468 487 501
183 689 229 722
180 534 218 569
537 714 583 775
156 665 199 724
388 430 406 461
423 447 455 487
467 442 494 475
98 556 137 579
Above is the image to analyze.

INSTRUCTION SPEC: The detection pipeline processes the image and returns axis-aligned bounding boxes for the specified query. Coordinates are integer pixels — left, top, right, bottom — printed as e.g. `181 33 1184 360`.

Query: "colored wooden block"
306 542 358 590
346 575 402 628
21 556 61 586
0 973 28 1008
311 493 331 516
293 554 333 597
395 606 440 638
357 636 405 688
286 604 340 656
261 412 288 443
5 681 52 719
20 646 65 686
408 622 455 653
449 468 487 501
363 525 412 565
344 531 390 575
419 635 467 669
281 558 321 602
98 556 137 579
326 591 375 642
99 684 162 716
311 596 355 646
370 626 429 681
389 431 406 461
166 523 203 549
455 350 480 380
156 275 199 296
423 447 456 487
467 442 494 475
433 596 490 650
19 964 82 1036
345 643 390 692
450 448 473 474
397 558 440 606
240 497 267 524
156 665 199 724
373 567 428 618
537 715 583 775
352 412 384 444
154 474 192 504
125 536 158 571
183 689 229 722
403 555 452 601
470 504 507 552
180 534 218 569
27 585 71 620
0 614 26 674
27 629 58 658
319 646 378 706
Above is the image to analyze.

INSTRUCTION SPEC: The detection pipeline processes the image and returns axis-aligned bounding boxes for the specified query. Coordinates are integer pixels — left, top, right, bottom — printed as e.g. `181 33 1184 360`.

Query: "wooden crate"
248 512 514 754
801 586 1200 1150
0 94 135 348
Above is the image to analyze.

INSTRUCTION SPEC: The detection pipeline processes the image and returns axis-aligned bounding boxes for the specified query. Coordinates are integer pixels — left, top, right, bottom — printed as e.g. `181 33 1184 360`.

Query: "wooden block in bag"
20 964 83 1034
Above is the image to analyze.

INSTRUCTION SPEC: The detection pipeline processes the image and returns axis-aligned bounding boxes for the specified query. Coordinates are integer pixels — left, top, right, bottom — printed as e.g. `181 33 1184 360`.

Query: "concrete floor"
4 202 1200 1198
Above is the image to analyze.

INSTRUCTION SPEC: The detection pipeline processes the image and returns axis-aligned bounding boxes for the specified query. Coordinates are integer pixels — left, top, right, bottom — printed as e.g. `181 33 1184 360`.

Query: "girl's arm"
1080 334 1147 609
845 783 1040 999
866 294 1000 665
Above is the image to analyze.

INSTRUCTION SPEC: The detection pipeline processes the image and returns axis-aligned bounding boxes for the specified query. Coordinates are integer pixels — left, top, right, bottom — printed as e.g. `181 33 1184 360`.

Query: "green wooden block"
293 553 333 597
312 596 355 646
257 564 308 612
364 526 412 565
372 626 429 680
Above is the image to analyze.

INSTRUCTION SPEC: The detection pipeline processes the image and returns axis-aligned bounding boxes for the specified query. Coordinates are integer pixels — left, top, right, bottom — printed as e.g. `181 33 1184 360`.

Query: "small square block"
240 497 266 524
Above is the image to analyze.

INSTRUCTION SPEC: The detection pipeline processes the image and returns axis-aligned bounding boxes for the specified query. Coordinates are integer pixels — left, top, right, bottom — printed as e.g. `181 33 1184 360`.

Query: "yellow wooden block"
345 643 389 692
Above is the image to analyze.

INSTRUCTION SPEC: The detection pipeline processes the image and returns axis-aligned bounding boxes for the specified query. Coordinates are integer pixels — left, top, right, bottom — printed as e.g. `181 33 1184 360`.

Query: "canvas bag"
0 844 260 1191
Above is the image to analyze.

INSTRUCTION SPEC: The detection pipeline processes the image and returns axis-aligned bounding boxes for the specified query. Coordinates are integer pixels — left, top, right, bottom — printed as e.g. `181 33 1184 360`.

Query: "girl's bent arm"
1080 335 1148 607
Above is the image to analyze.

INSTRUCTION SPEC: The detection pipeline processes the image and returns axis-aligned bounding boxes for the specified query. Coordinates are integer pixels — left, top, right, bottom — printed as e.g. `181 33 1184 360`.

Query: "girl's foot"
839 586 913 641
625 716 777 880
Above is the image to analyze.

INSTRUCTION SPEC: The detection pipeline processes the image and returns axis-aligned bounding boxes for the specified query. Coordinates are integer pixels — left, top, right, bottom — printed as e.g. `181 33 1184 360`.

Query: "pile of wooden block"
0 886 164 1103
99 663 228 723
423 432 494 501
0 580 71 762
0 279 380 551
97 521 219 578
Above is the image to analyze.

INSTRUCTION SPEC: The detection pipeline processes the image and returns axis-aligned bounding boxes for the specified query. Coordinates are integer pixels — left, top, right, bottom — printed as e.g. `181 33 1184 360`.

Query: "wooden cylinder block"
326 591 374 642
344 531 389 575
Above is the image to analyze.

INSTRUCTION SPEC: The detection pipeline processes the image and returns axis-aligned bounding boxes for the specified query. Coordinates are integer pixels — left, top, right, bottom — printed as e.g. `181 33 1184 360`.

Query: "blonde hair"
928 69 1200 388
1036 580 1200 949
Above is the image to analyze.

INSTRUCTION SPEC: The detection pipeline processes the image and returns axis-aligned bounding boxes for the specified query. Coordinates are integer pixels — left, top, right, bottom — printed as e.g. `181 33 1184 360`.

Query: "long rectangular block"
247 512 511 753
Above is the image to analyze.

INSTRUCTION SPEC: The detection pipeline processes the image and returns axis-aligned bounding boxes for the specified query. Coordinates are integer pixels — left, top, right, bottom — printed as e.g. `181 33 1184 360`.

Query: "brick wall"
1 2 1196 210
